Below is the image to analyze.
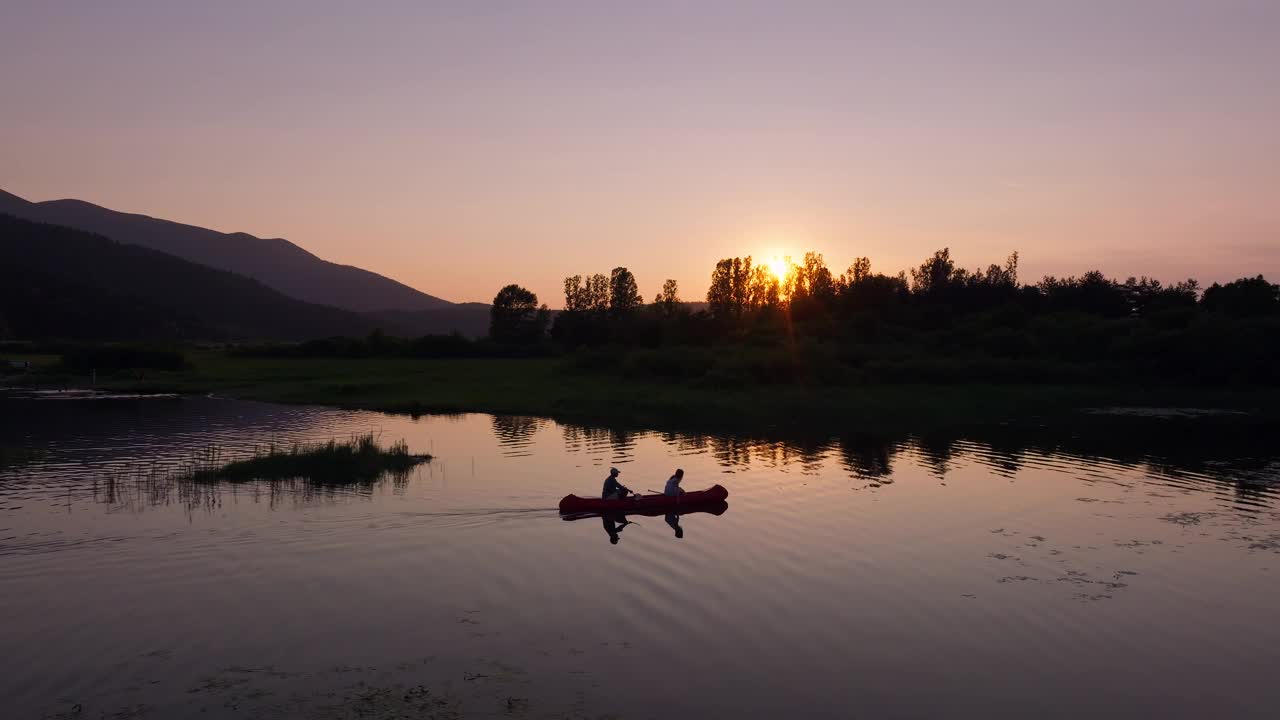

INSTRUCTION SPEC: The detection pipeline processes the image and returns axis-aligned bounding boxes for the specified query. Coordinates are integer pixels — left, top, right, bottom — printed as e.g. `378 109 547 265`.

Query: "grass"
18 349 1280 433
187 433 431 484
0 446 46 468
91 434 429 514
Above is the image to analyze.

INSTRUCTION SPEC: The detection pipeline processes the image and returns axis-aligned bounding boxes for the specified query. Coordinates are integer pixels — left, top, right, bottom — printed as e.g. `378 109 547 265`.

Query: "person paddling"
602 467 632 500
664 468 685 497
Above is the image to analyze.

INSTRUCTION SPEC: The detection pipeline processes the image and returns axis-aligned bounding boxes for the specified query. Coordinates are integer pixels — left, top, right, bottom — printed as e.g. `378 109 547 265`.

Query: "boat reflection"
561 500 730 545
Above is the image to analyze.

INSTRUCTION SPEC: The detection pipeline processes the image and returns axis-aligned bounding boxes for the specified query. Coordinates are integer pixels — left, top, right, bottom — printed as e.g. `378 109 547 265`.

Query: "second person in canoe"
664 468 685 497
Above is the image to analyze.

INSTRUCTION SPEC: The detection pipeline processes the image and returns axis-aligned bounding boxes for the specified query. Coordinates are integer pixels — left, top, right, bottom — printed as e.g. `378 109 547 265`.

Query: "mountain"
0 189 451 313
0 213 381 341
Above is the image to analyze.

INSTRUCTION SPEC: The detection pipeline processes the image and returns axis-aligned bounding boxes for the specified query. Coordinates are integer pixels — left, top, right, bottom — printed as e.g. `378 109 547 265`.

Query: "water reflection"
29 411 1277 515
3 394 1278 516
837 433 898 480
564 502 730 545
92 463 418 515
4 394 1280 719
665 512 683 538
489 415 543 458
562 423 638 465
538 417 1280 510
602 513 631 545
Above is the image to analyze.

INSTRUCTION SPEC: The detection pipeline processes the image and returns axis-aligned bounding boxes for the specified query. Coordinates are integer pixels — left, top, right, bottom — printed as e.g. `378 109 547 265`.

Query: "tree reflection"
561 423 637 465
556 418 1280 511
93 464 416 516
490 415 542 457
838 434 896 480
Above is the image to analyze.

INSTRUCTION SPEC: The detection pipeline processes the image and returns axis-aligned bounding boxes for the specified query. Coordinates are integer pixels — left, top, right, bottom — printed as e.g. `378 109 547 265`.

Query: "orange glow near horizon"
2 4 1278 304
763 256 792 283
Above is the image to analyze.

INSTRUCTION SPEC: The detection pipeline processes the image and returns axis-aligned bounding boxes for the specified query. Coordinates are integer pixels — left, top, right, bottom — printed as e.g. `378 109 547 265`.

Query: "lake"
1 392 1278 719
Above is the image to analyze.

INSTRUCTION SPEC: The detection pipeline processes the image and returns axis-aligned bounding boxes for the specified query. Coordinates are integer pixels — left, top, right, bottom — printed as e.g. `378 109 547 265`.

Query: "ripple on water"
1 393 1279 718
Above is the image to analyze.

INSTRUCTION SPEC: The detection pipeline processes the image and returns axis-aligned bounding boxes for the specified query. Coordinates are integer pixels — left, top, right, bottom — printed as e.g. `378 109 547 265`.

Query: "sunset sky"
3 1 1278 305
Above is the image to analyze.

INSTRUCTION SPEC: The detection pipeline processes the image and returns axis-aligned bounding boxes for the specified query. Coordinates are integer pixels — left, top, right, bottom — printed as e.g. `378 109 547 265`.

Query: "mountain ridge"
0 188 452 313
0 213 384 341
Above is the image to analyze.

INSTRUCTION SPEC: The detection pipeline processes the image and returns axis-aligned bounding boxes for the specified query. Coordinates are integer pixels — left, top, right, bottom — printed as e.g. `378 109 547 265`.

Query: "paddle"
649 487 683 503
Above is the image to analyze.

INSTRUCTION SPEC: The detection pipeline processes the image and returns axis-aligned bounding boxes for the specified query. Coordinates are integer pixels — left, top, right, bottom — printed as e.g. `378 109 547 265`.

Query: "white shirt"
664 476 683 496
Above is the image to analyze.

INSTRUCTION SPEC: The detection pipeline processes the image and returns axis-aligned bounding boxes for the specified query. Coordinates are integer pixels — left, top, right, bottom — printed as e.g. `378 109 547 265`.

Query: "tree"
747 265 780 309
609 267 641 316
584 273 610 313
707 257 756 320
707 258 737 318
800 252 836 302
1036 271 1130 317
563 275 586 312
1202 275 1279 317
839 258 909 315
910 248 958 296
489 284 549 344
654 278 682 317
847 257 872 285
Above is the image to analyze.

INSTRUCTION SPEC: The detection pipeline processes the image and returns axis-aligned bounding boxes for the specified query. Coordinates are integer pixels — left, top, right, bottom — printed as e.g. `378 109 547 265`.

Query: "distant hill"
0 213 380 341
0 188 451 313
370 303 492 338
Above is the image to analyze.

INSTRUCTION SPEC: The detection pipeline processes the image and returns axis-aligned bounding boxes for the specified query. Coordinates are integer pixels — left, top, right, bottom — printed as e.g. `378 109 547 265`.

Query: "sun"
764 256 791 282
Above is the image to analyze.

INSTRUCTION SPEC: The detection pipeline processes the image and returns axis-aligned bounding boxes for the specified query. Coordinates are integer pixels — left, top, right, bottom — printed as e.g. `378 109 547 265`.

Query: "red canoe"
558 484 729 513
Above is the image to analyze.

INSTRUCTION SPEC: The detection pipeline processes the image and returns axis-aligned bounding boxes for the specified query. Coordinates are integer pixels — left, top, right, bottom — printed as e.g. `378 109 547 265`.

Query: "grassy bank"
24 350 1276 432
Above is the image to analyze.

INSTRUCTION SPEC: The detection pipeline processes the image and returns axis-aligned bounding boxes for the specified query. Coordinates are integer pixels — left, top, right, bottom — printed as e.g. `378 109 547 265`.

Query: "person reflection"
665 511 684 539
602 512 634 545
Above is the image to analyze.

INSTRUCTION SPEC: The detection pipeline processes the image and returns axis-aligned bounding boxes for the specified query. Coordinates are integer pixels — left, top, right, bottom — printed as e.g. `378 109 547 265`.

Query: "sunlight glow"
764 256 791 282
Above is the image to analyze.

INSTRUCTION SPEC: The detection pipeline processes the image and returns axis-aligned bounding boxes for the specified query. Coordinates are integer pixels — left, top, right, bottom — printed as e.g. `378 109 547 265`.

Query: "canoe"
560 500 728 521
558 484 729 513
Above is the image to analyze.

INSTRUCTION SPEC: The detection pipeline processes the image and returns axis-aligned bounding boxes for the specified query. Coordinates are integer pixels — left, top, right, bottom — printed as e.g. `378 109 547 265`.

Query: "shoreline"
6 352 1278 434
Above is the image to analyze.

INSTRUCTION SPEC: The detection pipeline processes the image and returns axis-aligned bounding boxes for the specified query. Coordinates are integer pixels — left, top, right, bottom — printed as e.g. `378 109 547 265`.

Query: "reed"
186 433 431 484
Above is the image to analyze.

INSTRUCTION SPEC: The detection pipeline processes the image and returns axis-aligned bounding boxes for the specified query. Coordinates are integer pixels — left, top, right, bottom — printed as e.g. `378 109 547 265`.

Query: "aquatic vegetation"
92 434 431 515
187 433 430 484
0 446 45 468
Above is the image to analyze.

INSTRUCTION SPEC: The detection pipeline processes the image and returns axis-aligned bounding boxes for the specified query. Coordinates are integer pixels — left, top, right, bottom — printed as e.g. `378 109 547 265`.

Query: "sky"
3 0 1278 305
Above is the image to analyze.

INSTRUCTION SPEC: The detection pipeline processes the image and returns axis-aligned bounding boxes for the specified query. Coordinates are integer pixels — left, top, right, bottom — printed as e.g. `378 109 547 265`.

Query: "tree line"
487 248 1279 385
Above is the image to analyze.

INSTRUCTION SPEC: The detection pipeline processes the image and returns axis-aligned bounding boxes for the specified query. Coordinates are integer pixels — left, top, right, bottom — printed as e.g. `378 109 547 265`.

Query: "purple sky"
3 1 1278 304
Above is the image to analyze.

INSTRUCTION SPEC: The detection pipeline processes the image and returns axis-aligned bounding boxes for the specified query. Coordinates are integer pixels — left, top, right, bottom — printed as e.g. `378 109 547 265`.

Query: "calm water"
1 392 1278 719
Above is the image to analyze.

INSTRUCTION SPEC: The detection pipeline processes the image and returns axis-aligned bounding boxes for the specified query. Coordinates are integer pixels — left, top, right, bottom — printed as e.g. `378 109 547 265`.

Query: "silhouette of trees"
1202 275 1279 317
707 256 756 320
910 248 958 296
489 284 549 344
1035 271 1130 317
562 275 586 312
554 267 647 346
789 252 837 322
609 267 641 316
654 279 683 318
532 247 1278 385
424 247 1277 385
563 273 610 314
